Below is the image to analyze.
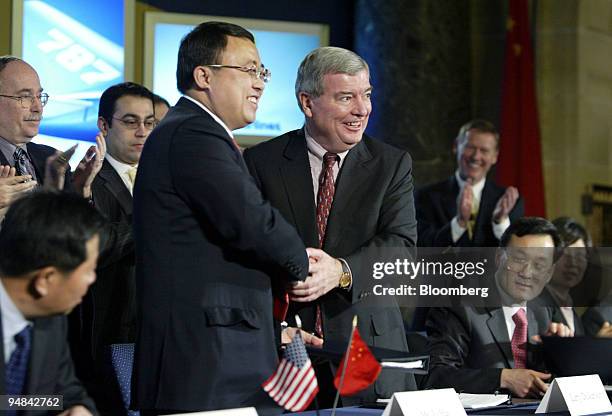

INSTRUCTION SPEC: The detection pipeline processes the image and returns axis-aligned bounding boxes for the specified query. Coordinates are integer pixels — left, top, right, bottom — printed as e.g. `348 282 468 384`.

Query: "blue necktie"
13 147 35 178
5 325 32 396
110 343 140 416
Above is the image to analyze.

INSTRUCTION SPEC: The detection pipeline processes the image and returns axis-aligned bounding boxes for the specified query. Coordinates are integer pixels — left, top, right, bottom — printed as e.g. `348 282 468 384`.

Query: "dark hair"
176 21 255 94
456 119 500 147
153 93 170 108
500 217 563 262
0 191 105 276
552 216 592 248
98 82 153 127
0 56 22 74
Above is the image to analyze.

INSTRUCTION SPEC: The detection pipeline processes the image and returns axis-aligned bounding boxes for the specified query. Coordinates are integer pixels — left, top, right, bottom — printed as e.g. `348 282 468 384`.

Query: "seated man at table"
425 217 572 398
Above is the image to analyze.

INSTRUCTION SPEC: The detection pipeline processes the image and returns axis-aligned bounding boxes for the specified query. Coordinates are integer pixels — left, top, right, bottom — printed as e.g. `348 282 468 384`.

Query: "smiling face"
300 70 372 153
99 95 155 165
456 129 499 183
205 36 264 131
550 239 588 290
0 60 44 145
497 234 556 303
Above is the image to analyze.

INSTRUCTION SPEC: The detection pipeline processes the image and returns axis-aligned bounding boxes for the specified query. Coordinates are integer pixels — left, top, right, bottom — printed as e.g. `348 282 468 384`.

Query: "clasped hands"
288 247 344 303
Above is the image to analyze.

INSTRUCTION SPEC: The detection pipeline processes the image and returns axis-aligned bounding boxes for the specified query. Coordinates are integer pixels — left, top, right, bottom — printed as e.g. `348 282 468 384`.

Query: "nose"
135 123 148 136
352 96 370 117
30 96 43 112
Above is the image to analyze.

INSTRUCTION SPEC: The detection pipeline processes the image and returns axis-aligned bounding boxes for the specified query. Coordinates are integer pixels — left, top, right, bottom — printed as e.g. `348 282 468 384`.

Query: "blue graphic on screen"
153 23 320 138
22 0 124 148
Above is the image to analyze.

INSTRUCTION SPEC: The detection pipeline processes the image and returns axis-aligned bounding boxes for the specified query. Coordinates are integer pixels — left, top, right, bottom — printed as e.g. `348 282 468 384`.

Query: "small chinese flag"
333 328 382 396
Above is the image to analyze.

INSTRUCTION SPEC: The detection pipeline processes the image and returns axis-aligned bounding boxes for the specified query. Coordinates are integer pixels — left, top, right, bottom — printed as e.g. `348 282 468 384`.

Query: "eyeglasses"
112 117 157 130
505 254 554 275
0 93 49 108
204 64 271 83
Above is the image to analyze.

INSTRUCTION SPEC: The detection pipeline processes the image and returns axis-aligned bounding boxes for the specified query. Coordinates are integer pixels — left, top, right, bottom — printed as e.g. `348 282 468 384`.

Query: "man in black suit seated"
244 46 417 405
0 56 104 217
416 119 524 247
426 217 573 398
131 22 311 415
0 191 104 415
70 82 155 415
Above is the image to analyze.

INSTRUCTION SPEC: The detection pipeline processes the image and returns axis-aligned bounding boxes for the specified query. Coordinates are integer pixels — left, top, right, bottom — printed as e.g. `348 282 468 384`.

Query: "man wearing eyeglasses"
0 56 105 215
131 22 309 415
425 217 573 398
68 82 155 415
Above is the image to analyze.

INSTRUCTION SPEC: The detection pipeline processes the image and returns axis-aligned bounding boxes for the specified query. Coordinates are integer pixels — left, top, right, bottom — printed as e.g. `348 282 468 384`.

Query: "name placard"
382 388 467 416
536 374 612 415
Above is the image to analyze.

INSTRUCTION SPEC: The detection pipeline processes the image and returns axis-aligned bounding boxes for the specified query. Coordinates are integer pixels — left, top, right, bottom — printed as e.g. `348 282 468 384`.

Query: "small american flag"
262 331 318 411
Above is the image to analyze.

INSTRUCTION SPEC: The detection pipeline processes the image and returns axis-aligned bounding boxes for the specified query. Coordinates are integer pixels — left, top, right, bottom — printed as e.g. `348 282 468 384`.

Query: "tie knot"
512 308 527 326
127 166 138 185
13 147 26 162
323 152 338 167
14 326 32 347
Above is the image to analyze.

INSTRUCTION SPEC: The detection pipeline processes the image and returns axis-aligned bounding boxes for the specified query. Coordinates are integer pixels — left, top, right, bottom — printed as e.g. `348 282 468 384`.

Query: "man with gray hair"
244 46 418 405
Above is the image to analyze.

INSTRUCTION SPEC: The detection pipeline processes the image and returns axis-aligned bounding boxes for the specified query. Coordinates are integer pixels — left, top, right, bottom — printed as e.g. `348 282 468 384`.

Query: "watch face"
340 273 351 288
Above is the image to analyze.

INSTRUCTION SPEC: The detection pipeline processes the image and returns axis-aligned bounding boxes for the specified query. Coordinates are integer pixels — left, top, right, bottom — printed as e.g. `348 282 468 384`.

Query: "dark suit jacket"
415 176 524 247
244 129 418 401
425 306 552 394
532 287 584 336
0 142 71 188
72 160 135 414
0 311 96 415
131 98 309 413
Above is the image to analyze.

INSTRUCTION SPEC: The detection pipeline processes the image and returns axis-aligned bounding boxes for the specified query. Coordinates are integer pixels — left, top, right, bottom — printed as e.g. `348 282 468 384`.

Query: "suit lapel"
442 176 459 221
26 318 49 394
26 143 47 185
323 139 373 249
280 132 318 246
486 307 514 368
474 180 497 243
97 160 133 215
0 150 9 166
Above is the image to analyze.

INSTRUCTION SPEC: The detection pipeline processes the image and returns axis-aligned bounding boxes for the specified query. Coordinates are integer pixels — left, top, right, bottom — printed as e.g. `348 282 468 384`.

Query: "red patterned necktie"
313 152 339 337
511 308 528 369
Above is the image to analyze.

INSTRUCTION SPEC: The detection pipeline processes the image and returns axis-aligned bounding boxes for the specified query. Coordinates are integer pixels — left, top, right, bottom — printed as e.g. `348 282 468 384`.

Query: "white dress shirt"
106 153 137 194
183 95 234 139
451 171 510 243
0 280 32 363
305 129 349 204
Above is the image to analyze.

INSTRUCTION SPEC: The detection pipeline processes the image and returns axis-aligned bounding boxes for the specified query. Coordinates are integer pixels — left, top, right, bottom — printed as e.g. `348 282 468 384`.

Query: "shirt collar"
183 95 234 139
455 170 486 198
0 136 28 164
105 152 135 175
0 279 31 344
304 127 349 166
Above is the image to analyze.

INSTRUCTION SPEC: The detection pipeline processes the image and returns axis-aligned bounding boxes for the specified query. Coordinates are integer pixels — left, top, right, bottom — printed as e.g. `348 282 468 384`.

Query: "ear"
495 247 504 269
97 117 108 137
193 66 213 90
31 266 61 298
298 92 314 118
491 148 499 165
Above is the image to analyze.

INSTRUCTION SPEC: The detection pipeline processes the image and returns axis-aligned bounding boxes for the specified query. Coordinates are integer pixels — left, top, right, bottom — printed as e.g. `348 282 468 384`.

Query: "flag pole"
295 315 321 416
331 315 358 416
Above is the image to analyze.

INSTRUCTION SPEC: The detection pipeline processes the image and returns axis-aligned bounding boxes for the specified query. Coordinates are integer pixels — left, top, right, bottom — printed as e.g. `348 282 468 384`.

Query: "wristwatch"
338 259 352 290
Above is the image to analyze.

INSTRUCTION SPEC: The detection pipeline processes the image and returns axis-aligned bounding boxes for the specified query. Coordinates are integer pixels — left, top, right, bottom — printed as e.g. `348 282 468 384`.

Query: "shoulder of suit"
27 141 56 157
244 129 300 157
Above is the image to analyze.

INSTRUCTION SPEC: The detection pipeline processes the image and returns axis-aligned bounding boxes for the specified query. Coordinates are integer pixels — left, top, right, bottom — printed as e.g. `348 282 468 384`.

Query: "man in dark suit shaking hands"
244 46 418 405
0 191 103 416
131 22 309 415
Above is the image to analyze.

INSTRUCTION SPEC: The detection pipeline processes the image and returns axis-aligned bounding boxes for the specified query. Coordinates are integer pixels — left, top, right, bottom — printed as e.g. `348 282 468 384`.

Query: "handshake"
288 247 350 303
